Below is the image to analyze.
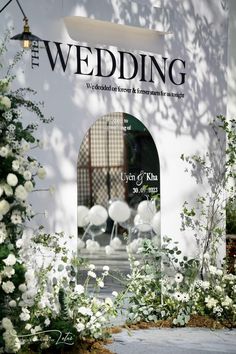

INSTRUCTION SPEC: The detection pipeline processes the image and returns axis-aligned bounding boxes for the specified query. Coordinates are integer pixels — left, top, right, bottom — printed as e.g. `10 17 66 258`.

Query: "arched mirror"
77 112 160 290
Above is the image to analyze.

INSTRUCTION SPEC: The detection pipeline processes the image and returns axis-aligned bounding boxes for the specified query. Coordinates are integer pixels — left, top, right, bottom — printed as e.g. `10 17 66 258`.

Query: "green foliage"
181 115 236 277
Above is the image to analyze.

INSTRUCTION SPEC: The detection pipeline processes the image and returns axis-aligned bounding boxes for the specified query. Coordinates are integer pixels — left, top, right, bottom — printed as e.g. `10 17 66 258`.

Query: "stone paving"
105 327 236 354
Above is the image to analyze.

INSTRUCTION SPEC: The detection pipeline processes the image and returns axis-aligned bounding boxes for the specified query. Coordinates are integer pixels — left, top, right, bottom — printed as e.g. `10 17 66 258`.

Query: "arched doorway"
77 112 160 290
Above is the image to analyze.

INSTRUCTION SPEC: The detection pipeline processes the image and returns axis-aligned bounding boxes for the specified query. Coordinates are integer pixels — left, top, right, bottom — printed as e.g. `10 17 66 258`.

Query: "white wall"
228 0 236 119
0 0 228 256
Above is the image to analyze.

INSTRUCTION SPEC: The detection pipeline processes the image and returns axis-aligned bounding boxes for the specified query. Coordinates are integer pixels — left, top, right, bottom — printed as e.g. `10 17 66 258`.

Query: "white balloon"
77 206 89 227
151 212 161 235
108 200 131 223
77 238 85 249
88 205 108 226
137 200 156 223
134 214 152 232
110 236 122 250
105 245 114 255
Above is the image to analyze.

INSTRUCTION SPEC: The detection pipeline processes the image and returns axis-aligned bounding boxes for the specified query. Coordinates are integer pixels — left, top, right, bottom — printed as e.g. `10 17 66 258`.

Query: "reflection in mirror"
77 112 160 293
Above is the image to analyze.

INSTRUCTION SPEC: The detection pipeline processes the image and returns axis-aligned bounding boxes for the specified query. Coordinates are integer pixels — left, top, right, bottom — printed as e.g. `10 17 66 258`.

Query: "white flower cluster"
2 318 21 353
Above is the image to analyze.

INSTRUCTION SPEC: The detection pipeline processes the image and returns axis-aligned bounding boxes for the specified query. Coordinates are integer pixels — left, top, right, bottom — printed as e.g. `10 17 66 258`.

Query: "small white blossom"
222 296 233 307
182 293 190 302
78 306 93 316
12 160 20 171
44 318 50 326
21 140 30 153
20 308 30 321
105 297 113 307
75 321 85 332
175 273 184 283
216 269 223 276
11 211 22 224
103 265 109 272
112 291 118 297
25 323 32 330
37 167 46 179
209 265 217 275
23 170 32 181
205 296 218 309
0 145 10 157
74 284 84 294
88 264 96 270
97 280 104 288
88 271 96 278
174 291 183 301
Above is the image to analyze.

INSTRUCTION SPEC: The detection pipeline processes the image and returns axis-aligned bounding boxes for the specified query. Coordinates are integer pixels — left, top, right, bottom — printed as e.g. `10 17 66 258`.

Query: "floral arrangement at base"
125 238 236 328
0 32 119 353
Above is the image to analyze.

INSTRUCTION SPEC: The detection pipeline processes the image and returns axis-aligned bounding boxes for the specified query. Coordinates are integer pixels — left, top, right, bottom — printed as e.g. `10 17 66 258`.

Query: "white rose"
3 266 15 278
9 300 17 307
3 253 16 266
0 185 3 197
112 291 118 297
37 167 46 179
15 185 28 201
25 323 32 330
2 317 13 330
24 181 33 192
23 171 32 181
3 184 13 197
18 283 27 292
2 280 15 293
6 173 18 187
0 199 10 215
75 322 85 332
